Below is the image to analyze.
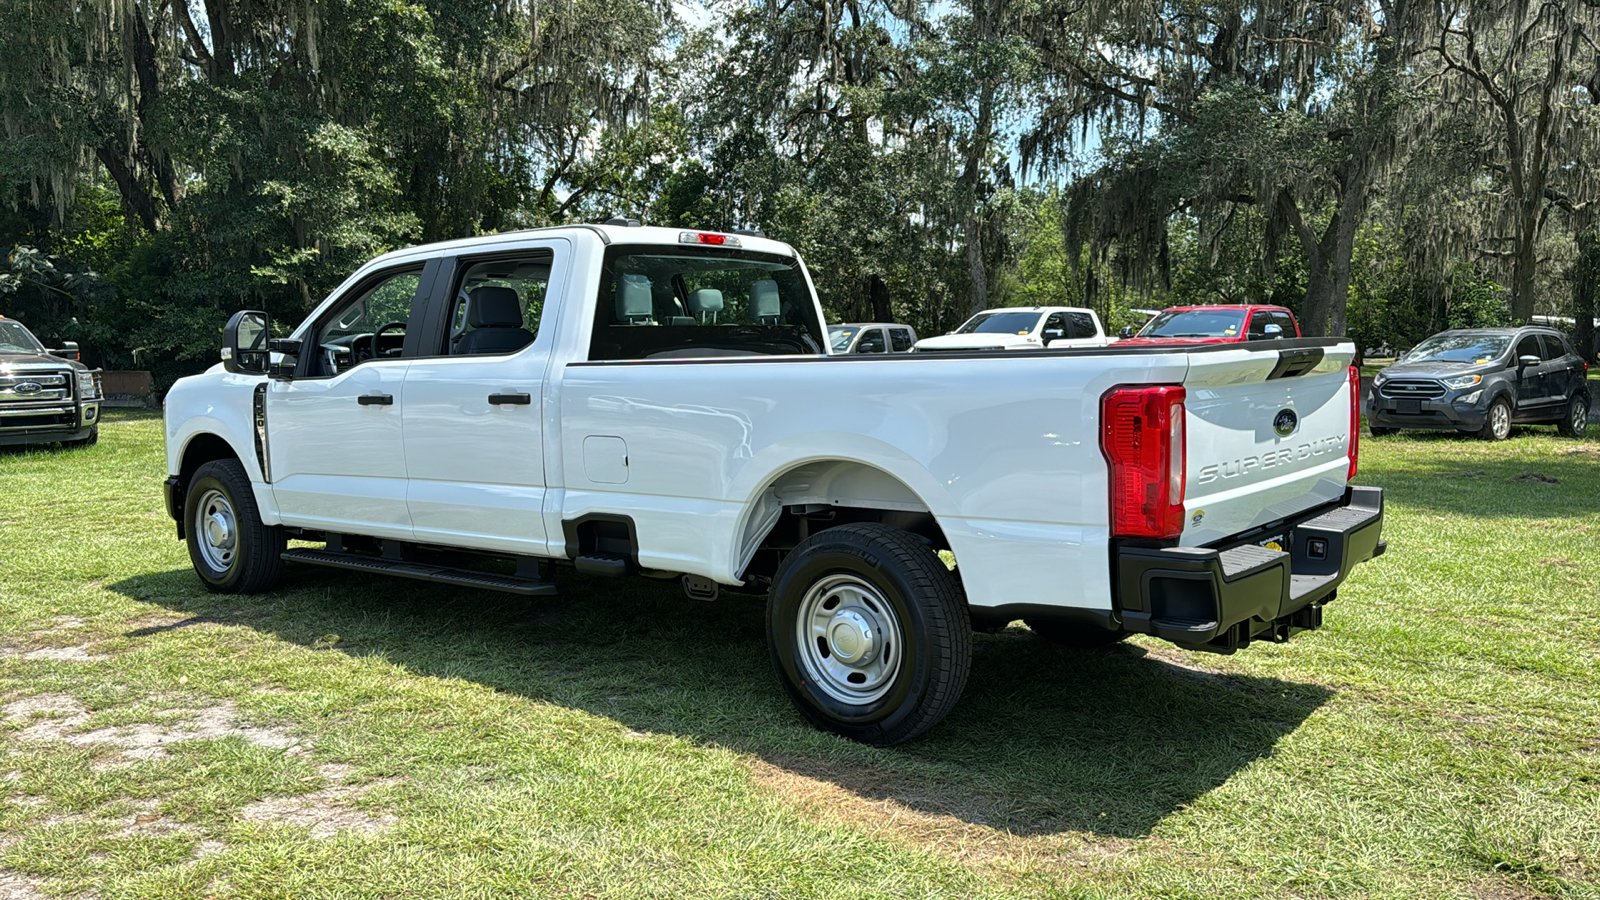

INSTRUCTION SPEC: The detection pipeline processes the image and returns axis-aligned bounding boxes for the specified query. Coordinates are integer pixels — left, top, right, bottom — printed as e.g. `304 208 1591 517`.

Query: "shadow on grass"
111 563 1331 838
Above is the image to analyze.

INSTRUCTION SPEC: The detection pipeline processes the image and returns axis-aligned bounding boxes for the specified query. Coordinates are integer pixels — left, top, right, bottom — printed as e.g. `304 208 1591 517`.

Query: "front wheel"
184 458 285 593
63 426 98 448
1368 425 1397 437
766 523 972 746
1478 396 1512 441
1558 394 1589 437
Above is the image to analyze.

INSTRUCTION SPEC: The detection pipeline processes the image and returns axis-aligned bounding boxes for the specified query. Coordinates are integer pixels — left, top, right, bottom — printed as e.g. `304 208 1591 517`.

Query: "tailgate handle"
1268 348 1324 380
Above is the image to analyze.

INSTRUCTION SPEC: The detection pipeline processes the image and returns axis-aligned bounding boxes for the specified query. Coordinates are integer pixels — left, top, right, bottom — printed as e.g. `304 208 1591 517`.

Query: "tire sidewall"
1486 396 1512 440
184 466 248 591
767 537 938 738
1569 396 1589 436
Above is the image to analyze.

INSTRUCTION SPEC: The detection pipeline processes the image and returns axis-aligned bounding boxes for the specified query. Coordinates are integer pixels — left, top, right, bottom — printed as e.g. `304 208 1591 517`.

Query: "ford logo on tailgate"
14 382 42 395
1273 408 1299 437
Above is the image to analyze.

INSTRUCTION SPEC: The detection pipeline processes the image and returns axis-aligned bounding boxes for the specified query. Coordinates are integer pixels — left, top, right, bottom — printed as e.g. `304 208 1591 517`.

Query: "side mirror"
222 310 270 375
50 341 80 361
1517 354 1540 369
1118 326 1134 338
267 338 303 379
1043 328 1065 341
1263 324 1283 338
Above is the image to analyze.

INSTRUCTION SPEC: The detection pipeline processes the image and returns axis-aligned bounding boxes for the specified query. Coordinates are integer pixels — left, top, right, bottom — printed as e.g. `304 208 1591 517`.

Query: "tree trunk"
1574 226 1599 364
868 273 892 322
965 214 988 316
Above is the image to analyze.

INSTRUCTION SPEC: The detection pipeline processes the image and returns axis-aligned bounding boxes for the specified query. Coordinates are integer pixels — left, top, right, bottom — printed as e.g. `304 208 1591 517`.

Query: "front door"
401 243 565 556
1512 333 1547 412
268 265 431 539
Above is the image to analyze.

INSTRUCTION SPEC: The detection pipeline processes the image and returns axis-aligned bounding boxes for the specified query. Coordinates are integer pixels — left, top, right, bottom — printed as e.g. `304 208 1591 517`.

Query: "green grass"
2 410 1598 898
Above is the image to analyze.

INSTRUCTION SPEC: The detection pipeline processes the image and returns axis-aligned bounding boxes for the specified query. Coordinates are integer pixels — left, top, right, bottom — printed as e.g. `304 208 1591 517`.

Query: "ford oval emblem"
1273 408 1298 437
14 382 42 395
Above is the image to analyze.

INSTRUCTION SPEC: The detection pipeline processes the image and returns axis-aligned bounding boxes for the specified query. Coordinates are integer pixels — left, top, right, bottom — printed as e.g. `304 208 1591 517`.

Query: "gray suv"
1368 327 1590 440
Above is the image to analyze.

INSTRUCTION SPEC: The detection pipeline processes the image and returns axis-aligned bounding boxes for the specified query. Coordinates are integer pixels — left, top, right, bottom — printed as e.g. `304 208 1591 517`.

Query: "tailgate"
1181 342 1356 546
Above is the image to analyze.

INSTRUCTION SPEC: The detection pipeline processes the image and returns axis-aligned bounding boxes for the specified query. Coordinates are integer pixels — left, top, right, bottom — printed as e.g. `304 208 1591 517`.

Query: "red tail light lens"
1101 385 1187 539
1347 365 1360 481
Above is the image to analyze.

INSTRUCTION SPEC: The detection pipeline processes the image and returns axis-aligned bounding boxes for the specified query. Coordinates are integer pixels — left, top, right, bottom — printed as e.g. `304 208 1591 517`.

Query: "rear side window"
442 253 551 356
589 245 824 360
889 328 914 352
1538 335 1568 361
1066 311 1097 338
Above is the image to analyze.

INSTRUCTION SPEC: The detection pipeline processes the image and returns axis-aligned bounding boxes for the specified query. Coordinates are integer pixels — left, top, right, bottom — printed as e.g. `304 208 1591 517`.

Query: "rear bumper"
1113 486 1385 653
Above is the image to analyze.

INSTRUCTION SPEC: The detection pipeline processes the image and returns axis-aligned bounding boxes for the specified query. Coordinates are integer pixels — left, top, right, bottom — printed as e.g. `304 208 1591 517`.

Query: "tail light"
1347 365 1360 481
1101 385 1186 539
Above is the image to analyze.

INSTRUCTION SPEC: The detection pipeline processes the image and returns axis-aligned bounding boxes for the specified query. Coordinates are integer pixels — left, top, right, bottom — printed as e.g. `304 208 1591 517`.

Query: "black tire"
64 426 98 448
1026 618 1128 649
766 523 972 746
183 458 285 594
1477 396 1513 441
1558 394 1589 437
1368 425 1397 437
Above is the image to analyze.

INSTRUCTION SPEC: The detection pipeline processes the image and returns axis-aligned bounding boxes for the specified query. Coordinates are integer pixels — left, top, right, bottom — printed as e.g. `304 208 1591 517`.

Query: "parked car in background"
912 306 1107 351
0 314 102 447
1367 327 1589 440
1114 305 1301 346
828 323 918 354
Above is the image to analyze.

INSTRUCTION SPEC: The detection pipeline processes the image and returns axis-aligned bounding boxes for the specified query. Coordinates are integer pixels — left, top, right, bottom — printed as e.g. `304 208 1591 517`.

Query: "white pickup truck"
164 224 1385 746
912 305 1109 351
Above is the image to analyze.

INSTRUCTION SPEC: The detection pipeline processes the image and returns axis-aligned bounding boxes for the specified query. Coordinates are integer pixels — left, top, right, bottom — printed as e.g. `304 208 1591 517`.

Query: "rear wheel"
766 523 971 746
1558 394 1589 437
1478 396 1512 441
184 458 285 593
1026 618 1128 649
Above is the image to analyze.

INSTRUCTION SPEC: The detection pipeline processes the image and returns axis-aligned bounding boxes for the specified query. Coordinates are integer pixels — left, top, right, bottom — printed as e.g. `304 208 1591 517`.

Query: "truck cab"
1116 305 1301 347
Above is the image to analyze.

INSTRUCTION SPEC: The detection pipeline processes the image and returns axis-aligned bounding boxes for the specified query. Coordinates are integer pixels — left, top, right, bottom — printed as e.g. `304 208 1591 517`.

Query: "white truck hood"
914 333 1039 351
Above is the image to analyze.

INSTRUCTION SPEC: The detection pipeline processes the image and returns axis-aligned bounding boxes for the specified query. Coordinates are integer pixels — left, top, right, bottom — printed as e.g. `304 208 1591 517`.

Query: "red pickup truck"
1115 305 1301 346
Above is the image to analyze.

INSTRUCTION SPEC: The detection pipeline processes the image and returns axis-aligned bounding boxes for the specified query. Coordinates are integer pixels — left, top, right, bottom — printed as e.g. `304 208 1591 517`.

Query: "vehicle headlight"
1460 390 1482 404
1441 373 1481 390
76 370 98 399
1373 371 1388 386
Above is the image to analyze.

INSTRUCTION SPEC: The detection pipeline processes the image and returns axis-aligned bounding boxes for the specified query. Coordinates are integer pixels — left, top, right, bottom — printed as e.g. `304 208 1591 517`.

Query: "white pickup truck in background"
912 305 1109 351
164 224 1385 746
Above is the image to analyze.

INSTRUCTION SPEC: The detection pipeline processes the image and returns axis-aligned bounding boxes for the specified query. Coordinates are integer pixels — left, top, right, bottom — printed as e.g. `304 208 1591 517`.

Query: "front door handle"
357 393 394 406
488 392 532 405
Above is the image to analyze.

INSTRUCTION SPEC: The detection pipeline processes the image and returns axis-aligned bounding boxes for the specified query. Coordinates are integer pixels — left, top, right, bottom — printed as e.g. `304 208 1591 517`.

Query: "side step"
573 552 631 577
281 548 557 596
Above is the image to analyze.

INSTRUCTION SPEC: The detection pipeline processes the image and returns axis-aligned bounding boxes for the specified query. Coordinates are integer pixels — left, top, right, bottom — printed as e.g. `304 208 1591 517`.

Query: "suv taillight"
1347 365 1360 481
1101 385 1186 539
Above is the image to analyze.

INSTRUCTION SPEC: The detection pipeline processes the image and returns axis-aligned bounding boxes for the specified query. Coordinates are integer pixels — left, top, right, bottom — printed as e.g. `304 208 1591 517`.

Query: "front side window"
0 320 45 354
310 268 423 376
1514 335 1541 361
856 328 887 353
589 245 824 360
444 254 551 356
1140 308 1247 339
956 310 1043 335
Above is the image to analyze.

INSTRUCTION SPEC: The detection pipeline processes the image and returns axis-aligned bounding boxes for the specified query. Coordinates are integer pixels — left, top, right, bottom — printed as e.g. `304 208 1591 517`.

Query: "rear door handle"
357 393 394 406
488 392 532 405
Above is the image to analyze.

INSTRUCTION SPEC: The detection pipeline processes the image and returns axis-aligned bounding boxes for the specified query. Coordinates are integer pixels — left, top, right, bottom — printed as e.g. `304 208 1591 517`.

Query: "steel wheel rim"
1492 403 1510 439
795 573 905 705
194 488 238 572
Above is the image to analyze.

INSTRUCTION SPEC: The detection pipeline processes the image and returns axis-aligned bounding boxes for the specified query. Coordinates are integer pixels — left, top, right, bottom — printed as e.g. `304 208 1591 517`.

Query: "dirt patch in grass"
240 765 400 839
1508 472 1560 484
4 694 308 767
1541 557 1580 568
0 870 48 900
746 757 1127 878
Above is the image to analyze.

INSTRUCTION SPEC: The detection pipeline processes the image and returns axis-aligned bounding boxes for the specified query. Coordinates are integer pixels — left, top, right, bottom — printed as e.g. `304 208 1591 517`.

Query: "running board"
281 548 557 596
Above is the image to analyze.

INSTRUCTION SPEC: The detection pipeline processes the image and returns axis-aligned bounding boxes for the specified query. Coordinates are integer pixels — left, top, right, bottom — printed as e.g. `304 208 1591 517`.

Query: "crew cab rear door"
1181 343 1357 546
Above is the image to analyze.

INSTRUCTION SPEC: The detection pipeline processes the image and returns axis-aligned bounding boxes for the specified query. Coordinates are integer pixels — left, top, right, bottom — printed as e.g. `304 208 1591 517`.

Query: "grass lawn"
2 410 1598 899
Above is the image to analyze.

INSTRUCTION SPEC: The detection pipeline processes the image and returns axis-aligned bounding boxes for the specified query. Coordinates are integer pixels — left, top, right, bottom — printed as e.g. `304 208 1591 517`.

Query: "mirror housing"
267 338 302 379
1118 326 1134 338
1043 328 1066 341
49 341 80 361
1517 354 1540 369
1263 323 1284 338
222 310 270 375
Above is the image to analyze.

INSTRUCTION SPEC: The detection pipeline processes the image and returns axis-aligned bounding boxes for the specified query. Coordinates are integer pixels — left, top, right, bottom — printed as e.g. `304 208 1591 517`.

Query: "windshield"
1137 309 1247 339
828 327 857 352
1405 334 1512 363
956 311 1042 335
0 320 46 354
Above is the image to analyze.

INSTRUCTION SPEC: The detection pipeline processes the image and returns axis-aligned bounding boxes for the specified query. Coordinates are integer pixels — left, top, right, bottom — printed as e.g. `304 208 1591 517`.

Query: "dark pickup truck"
0 315 101 447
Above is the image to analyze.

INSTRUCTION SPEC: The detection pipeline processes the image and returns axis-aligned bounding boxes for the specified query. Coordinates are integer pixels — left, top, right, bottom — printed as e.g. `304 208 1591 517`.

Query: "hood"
1114 335 1240 347
0 351 85 371
1377 358 1495 379
914 333 1038 351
